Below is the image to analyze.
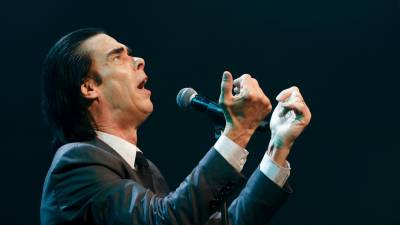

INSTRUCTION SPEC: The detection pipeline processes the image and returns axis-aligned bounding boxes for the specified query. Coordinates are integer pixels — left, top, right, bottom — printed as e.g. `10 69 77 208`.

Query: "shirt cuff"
213 134 249 172
259 153 291 188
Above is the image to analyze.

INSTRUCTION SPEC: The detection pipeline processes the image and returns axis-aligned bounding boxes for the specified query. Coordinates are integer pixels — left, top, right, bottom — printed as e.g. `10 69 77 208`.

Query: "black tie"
134 151 154 191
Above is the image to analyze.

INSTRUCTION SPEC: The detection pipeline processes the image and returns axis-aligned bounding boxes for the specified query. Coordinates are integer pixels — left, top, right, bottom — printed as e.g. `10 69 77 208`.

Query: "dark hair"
42 28 104 151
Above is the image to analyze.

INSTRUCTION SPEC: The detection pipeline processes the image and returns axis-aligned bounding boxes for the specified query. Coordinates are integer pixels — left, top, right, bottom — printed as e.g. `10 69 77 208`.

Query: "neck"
89 102 140 145
98 126 138 145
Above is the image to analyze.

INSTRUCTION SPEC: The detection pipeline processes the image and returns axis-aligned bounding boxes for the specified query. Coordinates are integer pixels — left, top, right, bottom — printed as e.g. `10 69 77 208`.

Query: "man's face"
82 34 153 126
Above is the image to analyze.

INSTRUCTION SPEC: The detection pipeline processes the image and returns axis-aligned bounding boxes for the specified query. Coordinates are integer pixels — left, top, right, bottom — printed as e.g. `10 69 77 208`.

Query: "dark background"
0 0 399 224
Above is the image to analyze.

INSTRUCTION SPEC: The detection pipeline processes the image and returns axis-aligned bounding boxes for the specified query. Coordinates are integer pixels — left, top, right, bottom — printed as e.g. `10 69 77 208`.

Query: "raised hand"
268 86 312 165
219 71 272 148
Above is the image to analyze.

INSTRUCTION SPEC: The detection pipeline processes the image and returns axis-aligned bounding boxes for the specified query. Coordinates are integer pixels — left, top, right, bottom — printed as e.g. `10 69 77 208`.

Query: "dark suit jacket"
40 138 292 225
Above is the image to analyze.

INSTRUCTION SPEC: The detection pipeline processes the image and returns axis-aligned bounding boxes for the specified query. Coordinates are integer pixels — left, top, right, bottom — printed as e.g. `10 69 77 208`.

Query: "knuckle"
299 104 305 111
242 74 252 80
246 92 256 101
264 97 271 106
265 101 272 110
294 96 302 102
292 87 301 95
258 95 266 103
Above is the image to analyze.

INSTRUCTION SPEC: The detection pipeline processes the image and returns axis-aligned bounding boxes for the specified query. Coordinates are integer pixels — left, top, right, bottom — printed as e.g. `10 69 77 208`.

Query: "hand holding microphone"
218 71 272 148
177 71 272 148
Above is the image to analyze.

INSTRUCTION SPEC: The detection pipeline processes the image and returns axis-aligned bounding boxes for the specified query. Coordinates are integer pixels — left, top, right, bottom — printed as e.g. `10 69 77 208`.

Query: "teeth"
142 78 147 88
138 78 147 89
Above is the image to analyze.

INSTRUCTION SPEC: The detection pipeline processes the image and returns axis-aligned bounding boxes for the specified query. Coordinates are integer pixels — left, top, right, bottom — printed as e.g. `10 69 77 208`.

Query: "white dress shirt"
96 131 140 170
96 131 290 188
214 135 290 187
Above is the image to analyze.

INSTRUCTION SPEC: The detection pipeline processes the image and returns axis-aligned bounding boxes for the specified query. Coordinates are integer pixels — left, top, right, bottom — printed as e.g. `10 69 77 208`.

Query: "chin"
144 101 154 114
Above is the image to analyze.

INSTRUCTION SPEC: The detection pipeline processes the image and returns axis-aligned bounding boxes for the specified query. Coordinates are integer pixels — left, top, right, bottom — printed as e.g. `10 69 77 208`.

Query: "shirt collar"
95 131 141 170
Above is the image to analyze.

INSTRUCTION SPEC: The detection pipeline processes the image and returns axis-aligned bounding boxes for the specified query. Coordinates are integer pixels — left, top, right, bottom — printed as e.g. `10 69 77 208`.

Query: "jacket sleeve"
49 143 246 225
228 168 292 225
205 168 292 225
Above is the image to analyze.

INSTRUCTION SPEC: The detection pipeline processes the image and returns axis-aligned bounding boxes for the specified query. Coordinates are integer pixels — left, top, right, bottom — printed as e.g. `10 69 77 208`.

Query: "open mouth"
137 78 148 89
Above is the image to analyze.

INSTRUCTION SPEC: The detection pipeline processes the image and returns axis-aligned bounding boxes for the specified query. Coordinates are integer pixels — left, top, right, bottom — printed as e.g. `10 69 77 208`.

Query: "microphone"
176 87 269 132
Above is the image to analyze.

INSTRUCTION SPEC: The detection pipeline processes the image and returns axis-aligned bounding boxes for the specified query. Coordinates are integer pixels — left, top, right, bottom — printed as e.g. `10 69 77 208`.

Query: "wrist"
267 138 292 167
223 126 254 149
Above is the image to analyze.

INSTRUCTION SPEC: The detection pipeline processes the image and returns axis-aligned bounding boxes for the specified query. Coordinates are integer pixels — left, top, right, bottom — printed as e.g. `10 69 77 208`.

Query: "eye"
112 55 121 61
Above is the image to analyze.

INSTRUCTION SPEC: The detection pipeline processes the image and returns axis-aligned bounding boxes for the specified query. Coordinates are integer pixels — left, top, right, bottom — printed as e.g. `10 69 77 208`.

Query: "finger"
276 86 300 102
281 101 307 116
290 89 304 102
276 88 292 102
233 86 240 95
277 103 291 117
249 78 271 109
233 74 252 98
284 90 311 123
287 95 304 105
233 74 251 88
219 71 234 103
250 78 268 98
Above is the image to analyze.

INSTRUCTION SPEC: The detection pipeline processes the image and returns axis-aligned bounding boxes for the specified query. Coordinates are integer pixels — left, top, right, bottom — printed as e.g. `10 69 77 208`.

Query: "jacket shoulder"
48 141 124 175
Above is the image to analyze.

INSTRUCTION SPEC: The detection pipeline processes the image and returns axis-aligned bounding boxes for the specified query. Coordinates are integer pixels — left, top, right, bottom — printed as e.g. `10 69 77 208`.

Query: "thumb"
219 71 233 104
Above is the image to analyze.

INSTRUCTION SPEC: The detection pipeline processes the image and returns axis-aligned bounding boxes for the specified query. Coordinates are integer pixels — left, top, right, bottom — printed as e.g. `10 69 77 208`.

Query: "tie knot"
135 151 149 168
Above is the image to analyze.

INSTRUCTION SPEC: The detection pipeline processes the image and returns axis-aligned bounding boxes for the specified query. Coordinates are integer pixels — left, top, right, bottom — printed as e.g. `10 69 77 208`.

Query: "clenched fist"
268 86 312 166
219 71 272 148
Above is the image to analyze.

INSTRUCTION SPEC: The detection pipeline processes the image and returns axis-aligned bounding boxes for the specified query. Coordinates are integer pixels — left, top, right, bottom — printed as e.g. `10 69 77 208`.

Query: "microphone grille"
176 87 197 109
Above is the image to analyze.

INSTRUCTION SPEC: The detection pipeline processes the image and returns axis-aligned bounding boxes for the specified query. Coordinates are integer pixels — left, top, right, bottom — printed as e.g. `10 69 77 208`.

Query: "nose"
133 57 145 71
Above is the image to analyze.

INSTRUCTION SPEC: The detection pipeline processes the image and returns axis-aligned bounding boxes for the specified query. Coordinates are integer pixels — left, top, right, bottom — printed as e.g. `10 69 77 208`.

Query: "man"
40 28 311 225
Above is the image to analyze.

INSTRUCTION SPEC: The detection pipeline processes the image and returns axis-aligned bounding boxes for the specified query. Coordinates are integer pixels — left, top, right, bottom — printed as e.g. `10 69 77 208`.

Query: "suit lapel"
85 138 158 192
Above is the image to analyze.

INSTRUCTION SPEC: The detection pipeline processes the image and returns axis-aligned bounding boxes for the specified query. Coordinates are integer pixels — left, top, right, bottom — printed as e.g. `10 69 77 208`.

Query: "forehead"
81 33 124 56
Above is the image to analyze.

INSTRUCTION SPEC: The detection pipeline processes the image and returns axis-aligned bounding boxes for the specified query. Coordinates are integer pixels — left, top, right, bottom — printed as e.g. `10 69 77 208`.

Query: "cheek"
102 70 135 96
102 80 132 106
99 67 139 108
102 80 120 102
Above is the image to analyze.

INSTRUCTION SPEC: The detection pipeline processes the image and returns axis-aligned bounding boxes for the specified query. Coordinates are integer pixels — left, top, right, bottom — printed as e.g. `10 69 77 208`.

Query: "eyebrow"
106 47 124 58
106 46 133 58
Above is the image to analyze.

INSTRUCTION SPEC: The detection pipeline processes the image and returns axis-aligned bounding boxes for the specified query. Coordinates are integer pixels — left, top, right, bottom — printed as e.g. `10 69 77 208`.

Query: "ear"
81 79 99 100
